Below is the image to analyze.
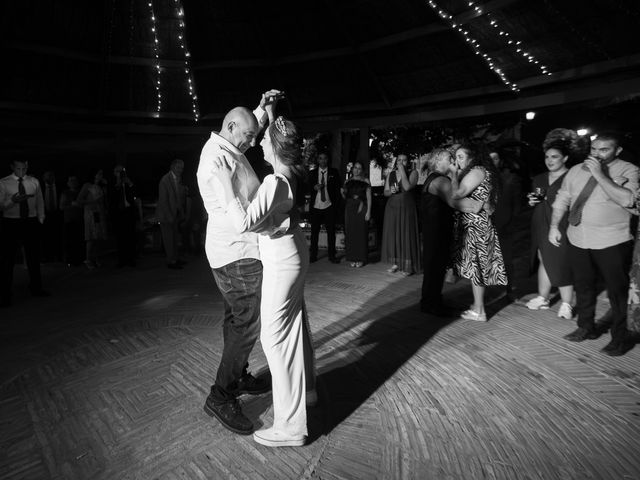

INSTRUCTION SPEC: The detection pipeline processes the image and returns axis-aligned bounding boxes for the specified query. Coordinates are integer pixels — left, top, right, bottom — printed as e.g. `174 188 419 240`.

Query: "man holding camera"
549 132 639 356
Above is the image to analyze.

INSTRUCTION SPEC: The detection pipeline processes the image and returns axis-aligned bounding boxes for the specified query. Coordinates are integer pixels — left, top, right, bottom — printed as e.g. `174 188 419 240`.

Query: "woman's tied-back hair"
456 142 501 207
269 116 303 167
268 116 306 205
542 128 587 161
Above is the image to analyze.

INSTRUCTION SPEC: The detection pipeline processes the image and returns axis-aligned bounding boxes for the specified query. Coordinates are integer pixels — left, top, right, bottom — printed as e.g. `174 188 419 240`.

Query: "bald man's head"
220 107 259 153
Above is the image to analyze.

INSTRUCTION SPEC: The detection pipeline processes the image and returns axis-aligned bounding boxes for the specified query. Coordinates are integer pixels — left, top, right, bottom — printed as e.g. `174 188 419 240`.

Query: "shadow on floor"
308 291 457 442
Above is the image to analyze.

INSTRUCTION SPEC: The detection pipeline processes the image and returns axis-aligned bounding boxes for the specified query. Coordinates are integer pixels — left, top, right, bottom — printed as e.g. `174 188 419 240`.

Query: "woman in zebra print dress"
450 144 507 322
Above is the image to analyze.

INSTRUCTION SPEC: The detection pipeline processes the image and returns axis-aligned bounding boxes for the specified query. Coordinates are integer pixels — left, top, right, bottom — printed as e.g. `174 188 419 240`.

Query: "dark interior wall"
2 97 639 202
3 128 209 201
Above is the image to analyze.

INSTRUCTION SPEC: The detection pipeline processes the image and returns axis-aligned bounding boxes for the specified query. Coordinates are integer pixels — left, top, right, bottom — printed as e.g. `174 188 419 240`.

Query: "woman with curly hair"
450 143 507 321
212 114 316 448
526 132 576 319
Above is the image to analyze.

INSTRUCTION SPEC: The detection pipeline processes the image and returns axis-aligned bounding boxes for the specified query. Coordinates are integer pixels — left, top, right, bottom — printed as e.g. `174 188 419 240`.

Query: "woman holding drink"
526 134 575 318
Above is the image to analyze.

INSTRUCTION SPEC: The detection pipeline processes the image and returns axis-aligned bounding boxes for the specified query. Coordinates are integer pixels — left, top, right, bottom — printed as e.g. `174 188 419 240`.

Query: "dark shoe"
204 396 253 435
167 262 183 270
31 290 51 297
603 339 635 357
329 257 340 264
564 327 598 342
309 256 318 264
232 373 271 395
176 259 188 266
601 339 620 353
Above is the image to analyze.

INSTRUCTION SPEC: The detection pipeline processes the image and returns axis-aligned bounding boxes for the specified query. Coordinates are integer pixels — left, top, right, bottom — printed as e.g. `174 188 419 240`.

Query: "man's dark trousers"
569 240 633 342
310 205 337 260
210 258 263 401
0 217 43 300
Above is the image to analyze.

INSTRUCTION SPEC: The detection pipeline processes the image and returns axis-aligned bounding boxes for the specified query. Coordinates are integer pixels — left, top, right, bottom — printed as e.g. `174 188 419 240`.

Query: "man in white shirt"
0 160 49 307
550 132 638 356
198 89 283 435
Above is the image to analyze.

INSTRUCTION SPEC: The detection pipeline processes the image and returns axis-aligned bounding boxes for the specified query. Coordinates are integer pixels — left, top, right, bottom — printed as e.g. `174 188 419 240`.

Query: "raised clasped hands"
260 89 285 121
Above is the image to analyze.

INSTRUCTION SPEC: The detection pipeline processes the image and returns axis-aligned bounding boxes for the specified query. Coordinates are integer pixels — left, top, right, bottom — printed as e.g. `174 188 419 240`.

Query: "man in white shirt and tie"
0 160 49 307
309 151 341 263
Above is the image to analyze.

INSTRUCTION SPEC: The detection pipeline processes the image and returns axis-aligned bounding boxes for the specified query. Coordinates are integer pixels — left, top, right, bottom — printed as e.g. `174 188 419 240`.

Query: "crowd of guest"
2 125 639 358
306 126 639 356
0 159 206 307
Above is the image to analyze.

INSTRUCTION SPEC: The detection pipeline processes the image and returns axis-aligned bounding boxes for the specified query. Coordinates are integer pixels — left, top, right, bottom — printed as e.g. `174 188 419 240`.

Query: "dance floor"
1 250 640 480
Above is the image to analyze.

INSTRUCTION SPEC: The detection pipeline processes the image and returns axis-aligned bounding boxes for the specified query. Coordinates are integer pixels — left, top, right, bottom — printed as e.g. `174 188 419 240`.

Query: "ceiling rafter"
321 0 391 108
6 0 520 70
194 0 521 70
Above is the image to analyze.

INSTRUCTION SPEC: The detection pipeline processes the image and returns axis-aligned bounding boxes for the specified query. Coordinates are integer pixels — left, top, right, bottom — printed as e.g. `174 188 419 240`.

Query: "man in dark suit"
41 170 63 262
109 164 138 267
156 159 187 269
308 151 341 263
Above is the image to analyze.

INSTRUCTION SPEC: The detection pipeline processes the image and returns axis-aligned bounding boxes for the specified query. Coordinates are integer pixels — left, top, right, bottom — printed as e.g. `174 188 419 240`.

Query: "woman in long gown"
342 161 371 268
526 138 574 319
381 154 421 275
450 144 507 321
212 115 316 448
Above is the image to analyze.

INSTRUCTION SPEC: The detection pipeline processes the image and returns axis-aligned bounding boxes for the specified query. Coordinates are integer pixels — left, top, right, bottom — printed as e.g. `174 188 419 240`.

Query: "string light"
426 0 519 91
468 0 552 76
148 0 162 114
172 0 199 121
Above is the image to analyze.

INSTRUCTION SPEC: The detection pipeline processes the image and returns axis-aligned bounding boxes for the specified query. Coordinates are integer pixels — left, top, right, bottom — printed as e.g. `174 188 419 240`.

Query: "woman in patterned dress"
450 144 507 321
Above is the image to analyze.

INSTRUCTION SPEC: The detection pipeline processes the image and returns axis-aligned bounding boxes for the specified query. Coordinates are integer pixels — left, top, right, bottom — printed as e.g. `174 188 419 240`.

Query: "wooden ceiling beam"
301 77 640 130
2 76 638 136
7 42 188 68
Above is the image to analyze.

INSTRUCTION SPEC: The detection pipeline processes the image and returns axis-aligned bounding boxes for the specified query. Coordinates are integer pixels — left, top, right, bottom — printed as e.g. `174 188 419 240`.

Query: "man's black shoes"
601 339 635 356
204 395 253 435
563 327 599 342
232 373 271 396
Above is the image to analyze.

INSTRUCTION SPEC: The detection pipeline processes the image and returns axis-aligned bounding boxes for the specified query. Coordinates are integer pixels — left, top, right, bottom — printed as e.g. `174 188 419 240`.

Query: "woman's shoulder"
264 173 293 196
468 166 487 178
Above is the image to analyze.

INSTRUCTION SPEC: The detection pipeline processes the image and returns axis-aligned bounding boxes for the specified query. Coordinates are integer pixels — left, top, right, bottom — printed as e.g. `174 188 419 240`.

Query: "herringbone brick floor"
1 250 639 479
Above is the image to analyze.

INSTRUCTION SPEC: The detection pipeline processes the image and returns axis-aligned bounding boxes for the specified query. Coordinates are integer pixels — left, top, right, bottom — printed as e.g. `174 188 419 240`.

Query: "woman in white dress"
212 115 316 447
